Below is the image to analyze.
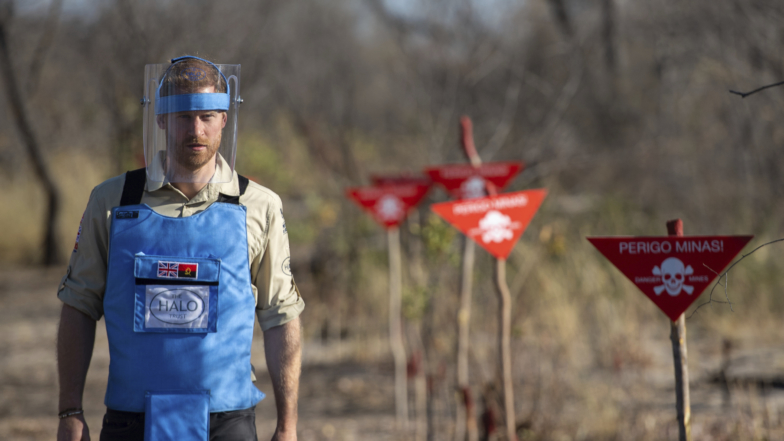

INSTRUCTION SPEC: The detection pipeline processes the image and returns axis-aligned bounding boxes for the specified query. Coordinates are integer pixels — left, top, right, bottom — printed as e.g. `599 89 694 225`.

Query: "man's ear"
156 115 167 129
221 112 227 129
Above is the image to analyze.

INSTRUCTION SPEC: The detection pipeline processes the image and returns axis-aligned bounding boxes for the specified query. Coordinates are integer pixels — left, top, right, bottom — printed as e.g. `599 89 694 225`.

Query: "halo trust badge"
145 286 209 329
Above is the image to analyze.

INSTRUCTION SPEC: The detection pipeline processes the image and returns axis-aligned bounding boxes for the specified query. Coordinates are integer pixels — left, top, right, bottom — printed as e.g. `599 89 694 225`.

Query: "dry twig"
688 238 784 318
729 81 784 98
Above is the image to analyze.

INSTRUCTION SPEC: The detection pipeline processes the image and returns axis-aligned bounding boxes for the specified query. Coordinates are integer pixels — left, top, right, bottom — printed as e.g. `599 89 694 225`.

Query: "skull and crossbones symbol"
478 210 514 243
375 195 404 222
460 176 486 199
652 257 694 296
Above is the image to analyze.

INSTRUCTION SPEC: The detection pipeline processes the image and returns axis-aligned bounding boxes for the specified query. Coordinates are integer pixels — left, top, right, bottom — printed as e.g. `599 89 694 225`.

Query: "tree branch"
729 80 784 98
26 0 63 96
687 238 784 318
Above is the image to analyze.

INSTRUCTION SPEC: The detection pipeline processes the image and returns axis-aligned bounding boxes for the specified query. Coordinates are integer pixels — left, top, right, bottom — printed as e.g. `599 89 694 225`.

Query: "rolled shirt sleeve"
57 177 123 321
251 192 304 331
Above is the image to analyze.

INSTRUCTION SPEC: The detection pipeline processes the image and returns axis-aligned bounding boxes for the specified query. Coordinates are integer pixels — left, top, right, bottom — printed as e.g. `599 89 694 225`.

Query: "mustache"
180 137 211 146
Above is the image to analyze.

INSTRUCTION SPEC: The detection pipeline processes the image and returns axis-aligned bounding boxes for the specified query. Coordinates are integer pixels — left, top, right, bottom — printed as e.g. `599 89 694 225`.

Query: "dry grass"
2 264 784 440
5 159 784 440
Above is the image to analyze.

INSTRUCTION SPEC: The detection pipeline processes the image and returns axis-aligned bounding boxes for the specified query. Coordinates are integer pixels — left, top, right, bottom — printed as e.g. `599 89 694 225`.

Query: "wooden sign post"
387 224 406 428
426 117 524 441
588 223 752 441
432 187 546 441
667 219 690 441
346 183 431 427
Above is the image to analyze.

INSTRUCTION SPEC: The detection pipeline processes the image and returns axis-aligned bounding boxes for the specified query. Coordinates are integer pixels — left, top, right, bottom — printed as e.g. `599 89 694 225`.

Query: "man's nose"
186 118 205 136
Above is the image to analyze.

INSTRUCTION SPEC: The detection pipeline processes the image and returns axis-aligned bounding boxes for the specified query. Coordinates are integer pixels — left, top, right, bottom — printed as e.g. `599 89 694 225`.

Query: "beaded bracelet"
58 408 84 419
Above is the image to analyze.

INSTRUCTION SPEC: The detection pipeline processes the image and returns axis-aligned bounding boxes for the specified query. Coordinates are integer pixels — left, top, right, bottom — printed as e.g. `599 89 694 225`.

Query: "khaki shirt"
58 165 304 331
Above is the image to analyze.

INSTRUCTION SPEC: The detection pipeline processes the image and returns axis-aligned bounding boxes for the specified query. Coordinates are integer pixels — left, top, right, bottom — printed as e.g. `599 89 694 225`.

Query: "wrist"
59 394 83 412
58 408 84 419
276 418 298 432
274 426 297 441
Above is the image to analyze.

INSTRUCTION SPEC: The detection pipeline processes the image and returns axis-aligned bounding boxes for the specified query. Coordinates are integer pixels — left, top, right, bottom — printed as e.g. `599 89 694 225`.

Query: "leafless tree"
0 0 62 265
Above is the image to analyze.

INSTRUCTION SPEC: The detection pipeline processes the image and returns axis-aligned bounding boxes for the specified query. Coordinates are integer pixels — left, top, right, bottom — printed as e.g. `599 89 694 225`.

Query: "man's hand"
57 414 90 441
264 317 301 441
57 305 96 441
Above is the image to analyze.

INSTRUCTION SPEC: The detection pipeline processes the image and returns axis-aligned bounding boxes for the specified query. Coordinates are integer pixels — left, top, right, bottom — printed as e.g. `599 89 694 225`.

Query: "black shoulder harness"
119 168 147 206
119 168 250 206
217 175 249 204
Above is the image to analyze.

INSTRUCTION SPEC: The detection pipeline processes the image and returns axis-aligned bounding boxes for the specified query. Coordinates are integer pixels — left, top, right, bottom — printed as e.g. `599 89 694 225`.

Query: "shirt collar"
145 153 239 200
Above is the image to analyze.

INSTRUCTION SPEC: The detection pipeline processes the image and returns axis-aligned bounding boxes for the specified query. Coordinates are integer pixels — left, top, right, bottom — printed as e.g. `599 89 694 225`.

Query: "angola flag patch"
178 263 198 279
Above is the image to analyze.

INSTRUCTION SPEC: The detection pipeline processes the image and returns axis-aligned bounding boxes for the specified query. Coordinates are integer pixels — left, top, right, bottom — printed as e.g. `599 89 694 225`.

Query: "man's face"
158 86 228 171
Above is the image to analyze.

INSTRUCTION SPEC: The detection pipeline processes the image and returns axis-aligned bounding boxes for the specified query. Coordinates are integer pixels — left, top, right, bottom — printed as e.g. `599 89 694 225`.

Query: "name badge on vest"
133 255 220 333
145 286 209 329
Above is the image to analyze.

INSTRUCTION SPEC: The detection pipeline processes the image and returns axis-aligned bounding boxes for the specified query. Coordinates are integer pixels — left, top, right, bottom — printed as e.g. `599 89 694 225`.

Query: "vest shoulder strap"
121 169 250 206
119 168 147 206
217 174 250 205
238 174 249 196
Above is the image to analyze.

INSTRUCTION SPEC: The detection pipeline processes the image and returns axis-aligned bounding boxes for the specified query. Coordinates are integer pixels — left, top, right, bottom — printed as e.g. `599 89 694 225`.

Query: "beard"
170 134 221 171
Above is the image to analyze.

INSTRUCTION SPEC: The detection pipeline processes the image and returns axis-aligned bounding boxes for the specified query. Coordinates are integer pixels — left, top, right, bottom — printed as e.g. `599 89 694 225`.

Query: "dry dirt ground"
3 268 784 440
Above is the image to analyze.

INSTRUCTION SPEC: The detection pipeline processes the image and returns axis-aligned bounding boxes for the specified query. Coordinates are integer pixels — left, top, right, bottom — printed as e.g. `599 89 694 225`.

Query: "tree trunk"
0 16 62 266
547 0 573 38
601 0 616 73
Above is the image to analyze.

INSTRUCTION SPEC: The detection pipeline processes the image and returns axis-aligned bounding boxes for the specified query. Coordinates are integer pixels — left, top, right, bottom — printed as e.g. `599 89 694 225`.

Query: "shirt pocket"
132 254 220 333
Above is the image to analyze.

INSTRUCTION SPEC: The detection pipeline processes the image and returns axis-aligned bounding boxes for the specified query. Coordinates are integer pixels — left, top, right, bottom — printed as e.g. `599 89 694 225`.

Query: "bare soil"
2 268 784 440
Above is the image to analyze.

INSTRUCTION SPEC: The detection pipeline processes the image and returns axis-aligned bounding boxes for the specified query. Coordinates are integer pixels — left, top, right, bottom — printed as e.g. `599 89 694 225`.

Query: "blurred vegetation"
3 0 784 438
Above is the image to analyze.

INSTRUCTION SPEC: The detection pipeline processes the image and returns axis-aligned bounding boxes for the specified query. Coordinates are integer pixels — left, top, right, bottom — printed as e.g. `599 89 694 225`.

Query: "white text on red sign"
452 194 529 215
619 240 725 255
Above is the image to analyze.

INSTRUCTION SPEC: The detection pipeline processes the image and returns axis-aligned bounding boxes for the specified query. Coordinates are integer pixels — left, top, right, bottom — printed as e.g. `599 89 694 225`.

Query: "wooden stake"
667 219 691 441
456 236 478 441
456 116 481 441
388 227 409 428
459 116 514 440
495 258 517 441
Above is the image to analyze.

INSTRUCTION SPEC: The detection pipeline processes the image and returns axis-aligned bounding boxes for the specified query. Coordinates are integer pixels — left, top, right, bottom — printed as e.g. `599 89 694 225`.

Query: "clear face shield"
142 56 241 184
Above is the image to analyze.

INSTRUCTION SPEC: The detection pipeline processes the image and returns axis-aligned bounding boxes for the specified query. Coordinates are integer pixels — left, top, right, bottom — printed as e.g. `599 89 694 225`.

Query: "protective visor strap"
155 93 229 115
155 55 230 115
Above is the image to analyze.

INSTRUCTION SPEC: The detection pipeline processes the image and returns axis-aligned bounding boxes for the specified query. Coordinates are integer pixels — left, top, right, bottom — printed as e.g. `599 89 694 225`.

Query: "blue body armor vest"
103 170 264 416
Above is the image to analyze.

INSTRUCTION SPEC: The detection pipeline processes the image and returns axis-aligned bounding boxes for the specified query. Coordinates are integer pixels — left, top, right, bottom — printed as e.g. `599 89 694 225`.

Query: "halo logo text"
151 289 206 325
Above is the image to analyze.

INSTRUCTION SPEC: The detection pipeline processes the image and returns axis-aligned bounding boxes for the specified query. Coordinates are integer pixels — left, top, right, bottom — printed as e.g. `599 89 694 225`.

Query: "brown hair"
159 57 227 97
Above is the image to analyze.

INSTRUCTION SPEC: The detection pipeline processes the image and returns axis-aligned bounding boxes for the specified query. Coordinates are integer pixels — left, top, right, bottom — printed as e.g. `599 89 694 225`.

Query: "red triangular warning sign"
431 189 547 259
425 162 523 200
346 184 431 229
587 236 753 321
370 173 432 187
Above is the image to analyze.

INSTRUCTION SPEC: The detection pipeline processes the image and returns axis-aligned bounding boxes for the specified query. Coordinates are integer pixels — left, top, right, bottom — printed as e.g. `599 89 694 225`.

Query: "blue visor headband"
155 56 230 115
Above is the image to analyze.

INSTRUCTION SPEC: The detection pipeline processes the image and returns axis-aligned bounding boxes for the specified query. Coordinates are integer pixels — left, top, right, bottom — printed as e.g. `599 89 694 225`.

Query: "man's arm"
57 304 97 441
264 316 301 441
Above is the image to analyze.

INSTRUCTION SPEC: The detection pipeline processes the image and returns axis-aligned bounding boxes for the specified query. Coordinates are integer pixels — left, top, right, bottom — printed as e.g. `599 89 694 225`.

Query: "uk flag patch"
158 261 179 278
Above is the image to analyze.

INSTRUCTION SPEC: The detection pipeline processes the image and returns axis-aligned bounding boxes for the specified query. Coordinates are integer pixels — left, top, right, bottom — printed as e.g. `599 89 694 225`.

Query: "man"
56 56 303 441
